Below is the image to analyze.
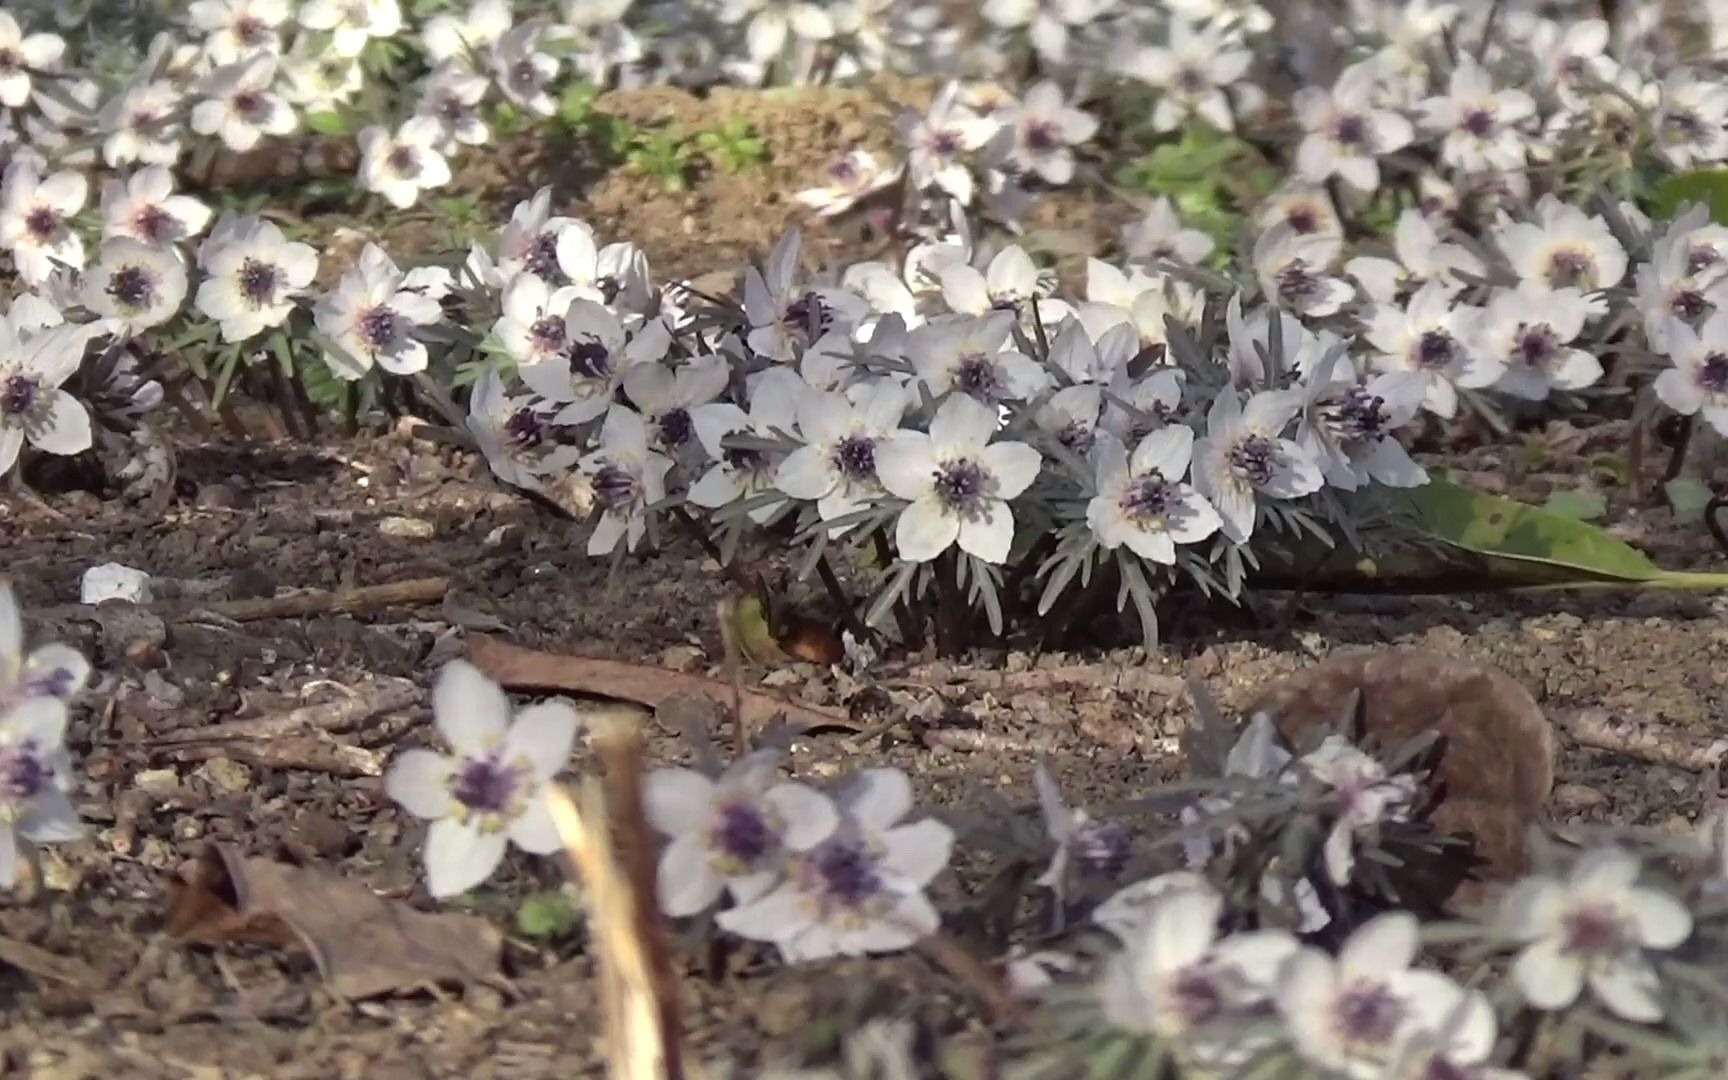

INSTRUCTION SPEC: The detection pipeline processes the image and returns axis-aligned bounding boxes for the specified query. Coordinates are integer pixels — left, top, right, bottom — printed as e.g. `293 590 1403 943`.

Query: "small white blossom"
358 117 453 209
981 0 1112 65
1296 359 1429 491
1294 60 1414 193
1365 279 1498 418
0 12 64 109
1345 208 1484 306
794 150 901 217
465 366 575 494
0 580 89 711
1006 80 1097 186
775 378 907 530
195 214 318 342
1300 735 1421 887
1655 308 1728 436
621 353 730 455
907 311 1049 404
1495 195 1628 298
97 80 185 169
491 22 558 117
188 0 290 65
1086 427 1220 565
518 300 670 427
280 37 363 112
687 367 804 521
718 767 953 962
385 660 579 898
0 156 85 286
1653 69 1728 170
1115 18 1251 133
579 405 673 556
415 65 491 150
1499 847 1692 1022
1482 283 1601 401
895 83 1000 205
191 54 296 153
721 0 835 66
100 167 212 248
1253 225 1353 318
0 316 102 477
83 238 188 334
1121 197 1214 266
422 0 512 66
1191 387 1323 544
876 392 1041 564
644 749 839 917
313 244 448 380
297 0 401 57
1418 55 1535 174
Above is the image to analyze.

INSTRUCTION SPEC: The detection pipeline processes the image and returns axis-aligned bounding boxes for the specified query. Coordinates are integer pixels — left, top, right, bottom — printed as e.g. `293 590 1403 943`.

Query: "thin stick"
1558 709 1728 772
716 599 748 756
40 578 449 623
149 678 418 745
815 554 872 645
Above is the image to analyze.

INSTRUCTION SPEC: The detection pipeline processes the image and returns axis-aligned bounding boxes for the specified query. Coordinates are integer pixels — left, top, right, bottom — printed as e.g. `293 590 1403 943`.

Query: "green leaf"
514 890 581 939
1540 488 1607 521
1665 477 1715 524
1407 477 1659 581
303 110 350 136
1650 169 1728 223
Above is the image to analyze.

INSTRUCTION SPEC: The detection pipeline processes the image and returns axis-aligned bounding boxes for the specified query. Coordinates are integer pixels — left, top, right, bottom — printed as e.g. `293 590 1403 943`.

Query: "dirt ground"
4 86 1728 1079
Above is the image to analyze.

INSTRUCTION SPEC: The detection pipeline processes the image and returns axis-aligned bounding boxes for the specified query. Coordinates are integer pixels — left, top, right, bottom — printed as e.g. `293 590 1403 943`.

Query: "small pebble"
378 516 436 539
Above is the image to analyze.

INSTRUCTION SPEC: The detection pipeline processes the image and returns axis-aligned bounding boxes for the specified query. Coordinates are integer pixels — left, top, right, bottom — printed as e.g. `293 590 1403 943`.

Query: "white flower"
775 378 906 530
0 13 63 109
1300 735 1420 886
644 749 839 917
415 65 491 150
0 696 85 888
1365 279 1498 418
188 0 290 64
1418 55 1535 173
423 0 511 66
191 54 296 153
1223 295 1334 388
1278 912 1463 1079
97 80 185 168
1636 206 1728 353
0 580 88 712
580 405 673 556
718 767 953 962
1099 877 1298 1070
721 0 835 65
687 367 804 521
1086 427 1219 565
494 274 584 368
194 214 318 342
1531 17 1615 110
794 150 902 217
1495 195 1628 296
297 0 401 57
1655 309 1728 436
519 301 669 428
464 366 575 493
358 117 453 209
313 244 448 380
1049 312 1137 384
895 82 1000 205
83 239 188 334
1294 60 1414 193
384 660 579 898
1252 224 1353 318
100 167 212 248
621 352 729 455
743 231 865 363
24 78 98 168
555 222 655 313
875 392 1041 564
1499 847 1692 1022
907 311 1049 404
1115 18 1250 133
1653 69 1728 170
1345 208 1483 306
280 38 363 111
491 23 558 117
1482 284 1601 400
1191 388 1323 544
981 0 1112 65
1006 80 1097 186
1080 261 1195 361
1121 197 1214 266
0 156 85 286
1296 360 1428 491
1259 184 1343 243
0 317 102 477
1387 980 1529 1080
1032 762 1131 899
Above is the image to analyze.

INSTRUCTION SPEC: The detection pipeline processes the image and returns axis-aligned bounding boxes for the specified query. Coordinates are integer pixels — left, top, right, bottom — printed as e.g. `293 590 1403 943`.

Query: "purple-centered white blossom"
1005 80 1098 186
358 117 453 210
100 167 212 249
1418 54 1535 174
1656 308 1728 435
1086 427 1220 566
794 150 901 217
906 311 1049 404
465 367 576 495
83 238 188 334
1345 208 1484 306
1495 195 1628 299
0 580 89 713
1033 762 1132 900
1115 18 1251 133
1191 388 1322 544
1483 283 1602 401
314 244 450 380
1253 224 1353 318
1293 59 1413 194
0 316 102 478
1300 735 1421 887
195 214 318 342
717 767 953 962
0 12 62 110
644 749 838 917
580 405 673 556
895 82 999 205
0 696 84 889
385 660 580 898
775 377 907 531
1365 279 1499 419
0 156 86 286
687 366 804 522
190 54 296 153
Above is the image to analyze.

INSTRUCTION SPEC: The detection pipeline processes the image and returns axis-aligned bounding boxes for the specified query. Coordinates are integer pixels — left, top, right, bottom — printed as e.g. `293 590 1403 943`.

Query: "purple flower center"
449 752 528 815
1516 324 1558 367
566 338 612 379
357 305 398 349
23 206 58 241
832 434 876 480
1560 903 1629 958
954 354 999 399
2 373 38 417
232 90 264 116
1170 964 1226 1027
504 406 543 449
386 144 419 175
1121 473 1177 521
529 315 566 354
1663 109 1703 141
933 457 989 513
1332 979 1406 1046
1332 113 1367 146
1687 245 1720 275
656 406 693 448
811 836 882 909
0 48 18 73
133 204 175 244
1671 287 1711 322
1276 261 1319 302
592 463 638 510
1228 433 1278 488
827 157 858 185
1072 818 1130 877
1025 120 1059 152
22 665 79 699
1415 330 1457 369
1326 386 1390 443
510 58 538 91
107 265 156 310
1420 1055 1474 1080
710 799 774 865
1461 108 1495 137
1057 421 1094 456
1286 206 1320 234
239 258 278 305
1545 248 1594 289
0 741 48 804
235 15 268 45
782 292 833 340
1699 352 1728 394
930 129 963 156
523 231 565 284
1175 67 1206 94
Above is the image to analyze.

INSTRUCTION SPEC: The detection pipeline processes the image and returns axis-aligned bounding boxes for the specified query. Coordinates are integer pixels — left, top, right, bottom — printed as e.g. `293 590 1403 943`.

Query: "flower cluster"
0 580 88 888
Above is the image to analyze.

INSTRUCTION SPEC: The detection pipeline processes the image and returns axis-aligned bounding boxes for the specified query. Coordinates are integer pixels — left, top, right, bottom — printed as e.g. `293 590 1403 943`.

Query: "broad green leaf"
1665 477 1714 524
303 110 350 137
1407 477 1659 581
1541 489 1607 521
1650 170 1728 224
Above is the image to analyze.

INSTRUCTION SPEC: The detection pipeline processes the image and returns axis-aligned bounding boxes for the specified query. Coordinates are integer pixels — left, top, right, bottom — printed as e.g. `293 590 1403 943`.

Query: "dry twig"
1558 709 1728 772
